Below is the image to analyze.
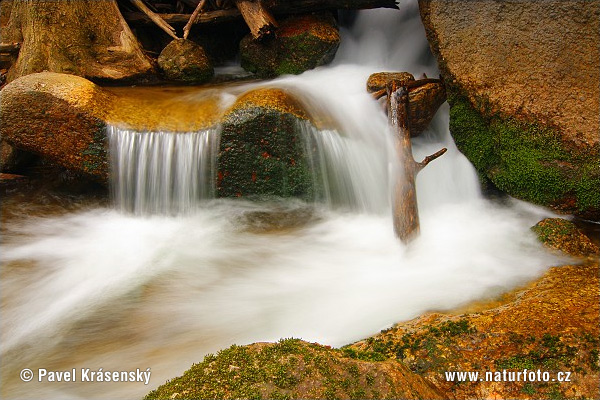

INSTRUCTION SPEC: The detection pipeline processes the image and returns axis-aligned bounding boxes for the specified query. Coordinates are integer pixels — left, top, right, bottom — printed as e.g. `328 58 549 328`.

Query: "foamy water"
0 4 565 400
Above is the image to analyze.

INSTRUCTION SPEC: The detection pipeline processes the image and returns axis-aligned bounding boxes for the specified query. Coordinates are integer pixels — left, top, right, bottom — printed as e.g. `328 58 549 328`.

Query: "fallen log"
387 80 446 243
235 0 278 40
123 0 397 26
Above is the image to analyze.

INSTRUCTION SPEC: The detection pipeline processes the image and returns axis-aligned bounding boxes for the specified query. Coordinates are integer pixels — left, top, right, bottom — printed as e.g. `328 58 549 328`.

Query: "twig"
183 0 208 39
130 0 178 39
416 148 447 172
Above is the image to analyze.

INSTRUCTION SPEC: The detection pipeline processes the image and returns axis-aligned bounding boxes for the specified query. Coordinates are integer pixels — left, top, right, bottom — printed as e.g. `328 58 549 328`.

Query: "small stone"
158 39 213 83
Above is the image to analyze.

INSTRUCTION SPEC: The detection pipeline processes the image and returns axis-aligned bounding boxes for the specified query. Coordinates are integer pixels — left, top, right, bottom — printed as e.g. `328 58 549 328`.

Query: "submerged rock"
157 39 214 83
419 0 600 219
218 87 318 199
144 338 444 400
240 13 340 77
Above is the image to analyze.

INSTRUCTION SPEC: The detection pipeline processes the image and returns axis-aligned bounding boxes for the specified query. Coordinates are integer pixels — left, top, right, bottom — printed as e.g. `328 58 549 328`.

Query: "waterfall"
107 125 220 215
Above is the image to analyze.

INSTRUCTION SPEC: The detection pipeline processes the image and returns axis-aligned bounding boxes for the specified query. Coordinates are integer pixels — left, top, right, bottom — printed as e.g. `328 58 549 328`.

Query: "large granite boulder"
240 13 340 77
419 0 600 220
0 72 112 180
218 87 319 199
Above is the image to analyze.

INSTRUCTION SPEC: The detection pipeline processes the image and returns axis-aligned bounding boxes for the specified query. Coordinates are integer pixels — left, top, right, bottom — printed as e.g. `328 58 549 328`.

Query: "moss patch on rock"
240 13 340 78
532 218 599 257
144 338 444 400
352 260 600 400
217 88 319 200
448 94 600 219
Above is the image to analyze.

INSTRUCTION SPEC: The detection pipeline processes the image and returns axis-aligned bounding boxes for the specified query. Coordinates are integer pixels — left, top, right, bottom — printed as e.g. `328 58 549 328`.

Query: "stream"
0 4 564 399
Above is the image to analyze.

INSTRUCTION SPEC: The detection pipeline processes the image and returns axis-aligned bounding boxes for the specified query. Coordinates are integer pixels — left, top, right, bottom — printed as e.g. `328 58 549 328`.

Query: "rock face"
144 338 444 400
419 0 600 220
157 39 214 83
218 88 318 199
0 72 112 180
240 13 340 77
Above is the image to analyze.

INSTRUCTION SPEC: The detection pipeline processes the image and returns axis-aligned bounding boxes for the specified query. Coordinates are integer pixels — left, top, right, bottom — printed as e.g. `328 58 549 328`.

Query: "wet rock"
419 0 600 219
0 140 37 173
353 260 600 400
366 72 415 92
157 39 214 83
367 72 447 136
240 13 340 77
144 338 445 400
0 72 112 181
218 87 318 199
532 218 599 257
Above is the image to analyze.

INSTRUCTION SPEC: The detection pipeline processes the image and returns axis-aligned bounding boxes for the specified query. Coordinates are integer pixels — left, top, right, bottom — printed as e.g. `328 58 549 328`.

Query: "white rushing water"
0 3 565 400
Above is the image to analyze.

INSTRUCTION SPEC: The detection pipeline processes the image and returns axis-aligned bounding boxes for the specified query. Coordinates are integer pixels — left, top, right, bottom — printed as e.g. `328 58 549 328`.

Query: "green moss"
448 95 600 215
217 108 318 200
145 339 412 400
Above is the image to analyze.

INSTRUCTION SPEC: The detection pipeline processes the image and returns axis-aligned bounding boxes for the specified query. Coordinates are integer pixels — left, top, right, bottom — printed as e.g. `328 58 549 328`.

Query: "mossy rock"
448 93 600 220
532 218 599 257
158 39 214 83
240 13 340 77
144 338 444 400
217 87 319 200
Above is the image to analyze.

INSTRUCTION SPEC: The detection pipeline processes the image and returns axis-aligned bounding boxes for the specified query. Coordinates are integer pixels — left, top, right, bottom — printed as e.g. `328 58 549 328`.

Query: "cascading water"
1 3 565 400
107 126 220 215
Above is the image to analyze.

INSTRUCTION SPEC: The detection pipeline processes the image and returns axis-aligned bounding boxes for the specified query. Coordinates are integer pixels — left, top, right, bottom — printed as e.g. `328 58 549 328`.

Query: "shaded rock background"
240 13 340 77
419 0 600 220
158 39 214 83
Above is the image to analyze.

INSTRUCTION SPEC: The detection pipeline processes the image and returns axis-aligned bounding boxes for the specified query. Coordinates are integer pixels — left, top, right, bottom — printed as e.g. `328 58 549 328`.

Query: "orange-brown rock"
419 0 600 219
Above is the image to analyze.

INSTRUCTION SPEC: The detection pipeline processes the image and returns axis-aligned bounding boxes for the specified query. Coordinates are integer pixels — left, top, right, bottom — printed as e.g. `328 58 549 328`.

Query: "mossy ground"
531 218 599 257
448 94 600 218
144 338 442 400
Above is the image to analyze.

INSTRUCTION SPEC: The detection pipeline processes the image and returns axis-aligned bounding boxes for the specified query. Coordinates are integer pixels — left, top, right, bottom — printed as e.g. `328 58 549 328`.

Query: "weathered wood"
183 0 208 39
123 0 397 26
387 80 446 243
4 0 154 83
235 0 278 40
130 0 178 39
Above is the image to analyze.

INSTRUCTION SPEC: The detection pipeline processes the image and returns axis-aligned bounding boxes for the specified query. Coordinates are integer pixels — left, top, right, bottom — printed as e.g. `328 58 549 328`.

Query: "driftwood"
130 0 178 39
123 0 397 26
183 0 208 39
387 80 446 243
235 0 278 40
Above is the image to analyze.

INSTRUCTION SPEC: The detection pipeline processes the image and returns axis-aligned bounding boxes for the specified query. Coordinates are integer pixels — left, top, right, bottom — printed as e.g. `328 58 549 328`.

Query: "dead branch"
130 0 179 39
416 148 447 172
183 0 208 39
